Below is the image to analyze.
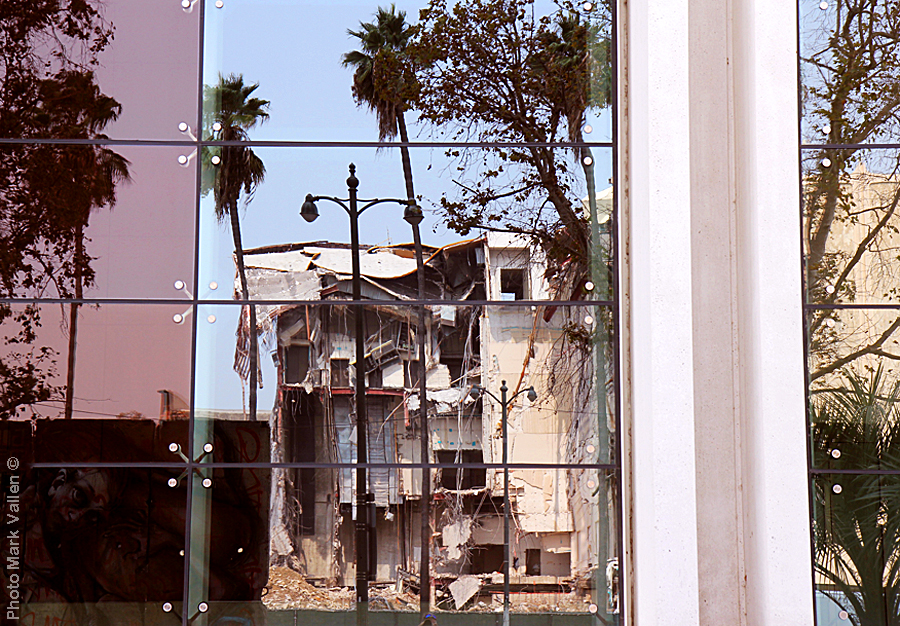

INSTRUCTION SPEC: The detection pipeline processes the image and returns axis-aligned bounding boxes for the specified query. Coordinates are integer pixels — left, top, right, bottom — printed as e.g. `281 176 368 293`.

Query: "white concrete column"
625 0 701 623
732 0 815 623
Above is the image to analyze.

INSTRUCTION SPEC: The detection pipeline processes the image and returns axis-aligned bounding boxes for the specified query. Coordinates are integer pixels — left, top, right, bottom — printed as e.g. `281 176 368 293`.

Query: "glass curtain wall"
800 1 900 624
0 1 620 625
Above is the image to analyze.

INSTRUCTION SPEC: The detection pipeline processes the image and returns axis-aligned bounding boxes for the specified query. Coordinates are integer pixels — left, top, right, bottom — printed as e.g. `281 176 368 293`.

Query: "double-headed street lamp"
469 380 537 626
301 163 422 626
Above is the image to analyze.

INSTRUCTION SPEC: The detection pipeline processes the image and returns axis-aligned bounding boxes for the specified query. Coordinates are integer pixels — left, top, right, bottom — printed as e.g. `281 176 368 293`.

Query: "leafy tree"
802 0 900 381
410 0 611 295
811 367 900 624
0 305 58 418
202 74 270 421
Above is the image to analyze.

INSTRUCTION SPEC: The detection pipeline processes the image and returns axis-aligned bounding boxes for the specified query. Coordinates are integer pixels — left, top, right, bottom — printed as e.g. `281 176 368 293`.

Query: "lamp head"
468 385 482 401
527 386 537 402
300 194 319 222
404 202 424 226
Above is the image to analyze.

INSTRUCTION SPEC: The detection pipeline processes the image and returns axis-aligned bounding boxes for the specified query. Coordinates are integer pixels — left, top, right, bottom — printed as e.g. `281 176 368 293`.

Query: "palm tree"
342 4 419 201
343 8 428 613
201 74 269 421
810 366 900 625
32 70 132 419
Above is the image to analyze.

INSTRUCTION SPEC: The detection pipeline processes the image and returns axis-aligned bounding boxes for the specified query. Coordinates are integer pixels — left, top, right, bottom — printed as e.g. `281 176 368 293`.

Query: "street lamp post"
301 163 415 626
469 380 537 626
397 204 434 619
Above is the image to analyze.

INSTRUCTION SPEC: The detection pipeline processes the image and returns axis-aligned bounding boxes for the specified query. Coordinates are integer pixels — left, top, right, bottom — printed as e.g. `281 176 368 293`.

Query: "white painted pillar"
626 0 701 623
732 0 815 623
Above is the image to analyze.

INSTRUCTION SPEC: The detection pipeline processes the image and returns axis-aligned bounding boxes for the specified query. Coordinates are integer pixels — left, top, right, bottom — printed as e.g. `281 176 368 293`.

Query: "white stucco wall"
622 0 814 623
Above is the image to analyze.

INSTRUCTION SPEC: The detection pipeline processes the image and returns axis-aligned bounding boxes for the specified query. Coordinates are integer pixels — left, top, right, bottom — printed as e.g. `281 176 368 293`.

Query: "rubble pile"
369 585 420 612
263 568 593 615
262 567 353 611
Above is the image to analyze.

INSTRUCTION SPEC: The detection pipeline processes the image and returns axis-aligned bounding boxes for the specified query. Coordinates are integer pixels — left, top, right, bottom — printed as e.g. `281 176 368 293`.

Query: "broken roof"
245 241 425 279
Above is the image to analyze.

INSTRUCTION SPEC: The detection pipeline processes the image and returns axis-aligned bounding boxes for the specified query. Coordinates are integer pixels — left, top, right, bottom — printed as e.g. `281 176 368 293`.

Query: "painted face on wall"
44 468 119 540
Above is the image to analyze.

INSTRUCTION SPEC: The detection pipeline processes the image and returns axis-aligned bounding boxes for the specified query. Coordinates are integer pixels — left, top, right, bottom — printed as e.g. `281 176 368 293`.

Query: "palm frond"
811 366 900 623
343 4 418 142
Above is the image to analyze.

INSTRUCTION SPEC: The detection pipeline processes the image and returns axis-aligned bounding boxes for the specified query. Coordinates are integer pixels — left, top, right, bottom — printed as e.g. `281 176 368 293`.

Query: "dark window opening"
470 545 504 574
443 358 464 384
331 359 350 387
436 450 486 490
367 367 382 388
441 327 467 355
500 268 526 300
526 549 541 575
284 345 310 384
286 390 317 535
439 322 480 385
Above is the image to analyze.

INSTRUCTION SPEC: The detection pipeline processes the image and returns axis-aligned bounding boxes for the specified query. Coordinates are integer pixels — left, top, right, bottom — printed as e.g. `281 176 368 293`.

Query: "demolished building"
238 233 616 611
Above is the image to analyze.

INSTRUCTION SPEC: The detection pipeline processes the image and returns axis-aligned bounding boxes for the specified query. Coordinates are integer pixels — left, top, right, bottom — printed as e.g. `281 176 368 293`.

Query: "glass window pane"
803 149 900 305
1 1 200 142
195 303 615 465
808 309 900 471
7 465 187 621
202 0 612 144
800 0 900 145
0 303 192 456
812 474 900 625
183 465 617 620
186 466 354 614
0 145 196 300
198 147 614 303
420 467 617 619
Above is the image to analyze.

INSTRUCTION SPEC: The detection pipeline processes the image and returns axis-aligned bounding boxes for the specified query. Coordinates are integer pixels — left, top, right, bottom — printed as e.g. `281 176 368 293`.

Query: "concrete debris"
406 387 473 412
448 576 481 609
369 586 421 612
441 517 473 561
264 567 593 614
262 567 353 611
263 567 421 612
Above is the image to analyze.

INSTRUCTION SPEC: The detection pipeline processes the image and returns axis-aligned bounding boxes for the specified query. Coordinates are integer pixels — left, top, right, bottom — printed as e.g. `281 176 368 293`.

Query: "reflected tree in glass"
0 3 129 418
343 9 432 614
805 153 900 384
811 367 900 624
411 0 612 296
411 5 617 565
202 74 270 420
40 74 132 420
803 0 900 378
